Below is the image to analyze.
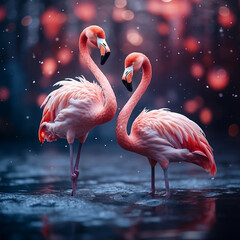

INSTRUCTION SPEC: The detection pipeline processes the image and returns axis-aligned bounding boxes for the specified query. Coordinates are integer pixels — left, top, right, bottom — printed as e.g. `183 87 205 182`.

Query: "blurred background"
0 0 239 148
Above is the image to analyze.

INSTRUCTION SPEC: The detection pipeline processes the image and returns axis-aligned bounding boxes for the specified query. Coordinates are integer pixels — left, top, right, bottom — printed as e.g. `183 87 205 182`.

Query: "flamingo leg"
149 166 155 194
163 168 170 197
72 142 82 195
69 143 78 196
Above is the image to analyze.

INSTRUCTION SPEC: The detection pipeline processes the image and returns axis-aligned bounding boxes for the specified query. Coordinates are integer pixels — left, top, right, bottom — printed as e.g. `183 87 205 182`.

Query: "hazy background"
0 0 239 149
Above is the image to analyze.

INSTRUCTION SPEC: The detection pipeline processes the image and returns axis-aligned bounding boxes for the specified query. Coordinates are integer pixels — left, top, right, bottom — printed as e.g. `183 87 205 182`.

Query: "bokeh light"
74 2 96 22
200 107 212 125
183 96 203 114
147 0 191 19
218 6 236 28
41 58 57 77
126 29 143 46
37 94 48 107
190 63 204 79
157 22 170 36
228 124 239 137
207 68 229 91
0 87 10 101
115 0 127 8
56 48 73 66
184 37 200 53
0 5 6 22
21 16 32 26
184 99 199 114
122 10 134 21
6 22 15 33
112 7 134 22
40 8 67 40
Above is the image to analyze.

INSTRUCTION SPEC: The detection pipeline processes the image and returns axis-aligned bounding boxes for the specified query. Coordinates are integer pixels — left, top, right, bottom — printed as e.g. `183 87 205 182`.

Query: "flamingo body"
39 77 104 144
38 26 116 196
131 108 216 176
117 52 216 196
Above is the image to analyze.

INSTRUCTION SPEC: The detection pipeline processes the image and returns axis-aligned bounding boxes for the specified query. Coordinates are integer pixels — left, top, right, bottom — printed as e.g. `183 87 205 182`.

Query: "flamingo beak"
122 65 133 92
97 37 110 65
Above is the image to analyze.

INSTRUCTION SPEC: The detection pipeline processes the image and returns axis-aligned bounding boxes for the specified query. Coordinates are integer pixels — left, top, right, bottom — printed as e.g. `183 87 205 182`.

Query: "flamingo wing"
131 108 216 176
39 77 104 143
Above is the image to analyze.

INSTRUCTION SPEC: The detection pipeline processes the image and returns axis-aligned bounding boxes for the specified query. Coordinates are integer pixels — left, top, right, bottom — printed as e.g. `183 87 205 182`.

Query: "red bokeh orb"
207 68 229 91
147 0 191 19
218 6 236 28
190 63 204 78
184 37 199 53
41 58 57 77
0 87 10 101
157 22 170 36
74 2 96 22
56 48 73 66
200 107 212 125
183 96 203 114
0 5 6 23
41 8 67 40
37 94 48 107
228 124 239 137
21 16 32 26
184 99 199 114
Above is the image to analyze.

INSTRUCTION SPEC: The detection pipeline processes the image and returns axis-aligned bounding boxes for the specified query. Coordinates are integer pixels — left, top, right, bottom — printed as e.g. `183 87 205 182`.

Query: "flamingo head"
122 52 144 92
85 25 111 65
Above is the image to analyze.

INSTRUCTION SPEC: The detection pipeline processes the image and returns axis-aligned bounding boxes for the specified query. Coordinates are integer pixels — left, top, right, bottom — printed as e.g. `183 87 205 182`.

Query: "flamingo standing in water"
39 26 117 196
116 52 216 197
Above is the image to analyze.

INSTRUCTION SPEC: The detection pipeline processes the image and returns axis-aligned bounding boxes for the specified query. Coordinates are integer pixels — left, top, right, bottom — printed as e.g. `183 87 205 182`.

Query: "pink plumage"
132 108 216 176
117 52 216 197
38 26 117 196
39 77 104 144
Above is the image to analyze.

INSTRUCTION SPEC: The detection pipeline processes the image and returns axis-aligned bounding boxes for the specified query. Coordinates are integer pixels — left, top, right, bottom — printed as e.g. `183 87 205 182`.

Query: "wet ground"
0 142 240 240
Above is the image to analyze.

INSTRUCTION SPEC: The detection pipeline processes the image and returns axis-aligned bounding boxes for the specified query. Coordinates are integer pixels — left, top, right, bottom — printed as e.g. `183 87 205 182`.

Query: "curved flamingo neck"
79 30 117 125
116 56 152 151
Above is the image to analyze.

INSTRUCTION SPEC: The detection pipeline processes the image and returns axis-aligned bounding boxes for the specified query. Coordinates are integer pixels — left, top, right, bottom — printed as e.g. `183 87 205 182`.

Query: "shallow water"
0 144 240 240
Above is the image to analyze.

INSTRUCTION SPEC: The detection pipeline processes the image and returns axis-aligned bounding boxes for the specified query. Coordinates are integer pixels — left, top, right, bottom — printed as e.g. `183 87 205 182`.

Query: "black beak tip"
122 80 133 92
101 52 110 65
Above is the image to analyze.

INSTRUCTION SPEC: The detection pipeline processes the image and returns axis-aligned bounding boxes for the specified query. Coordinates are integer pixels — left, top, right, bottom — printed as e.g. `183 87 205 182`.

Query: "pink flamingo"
39 26 117 196
116 52 216 197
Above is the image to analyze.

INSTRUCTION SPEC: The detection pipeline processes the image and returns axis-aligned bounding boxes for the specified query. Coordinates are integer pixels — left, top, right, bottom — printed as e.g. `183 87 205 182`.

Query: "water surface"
0 144 240 239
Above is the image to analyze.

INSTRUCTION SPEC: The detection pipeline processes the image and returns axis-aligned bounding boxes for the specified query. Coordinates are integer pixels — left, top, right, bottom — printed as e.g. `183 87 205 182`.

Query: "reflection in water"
37 191 216 240
117 192 216 240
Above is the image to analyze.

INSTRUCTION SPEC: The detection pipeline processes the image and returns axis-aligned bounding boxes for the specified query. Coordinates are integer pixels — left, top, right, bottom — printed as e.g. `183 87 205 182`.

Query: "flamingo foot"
71 171 79 196
162 190 170 198
149 188 155 195
69 142 82 196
